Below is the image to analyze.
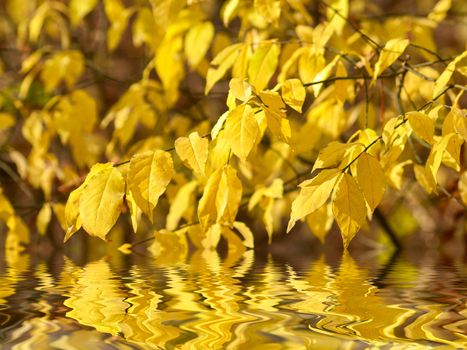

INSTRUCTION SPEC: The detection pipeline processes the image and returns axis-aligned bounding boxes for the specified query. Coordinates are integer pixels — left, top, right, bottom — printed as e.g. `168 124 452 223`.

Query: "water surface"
1 248 466 349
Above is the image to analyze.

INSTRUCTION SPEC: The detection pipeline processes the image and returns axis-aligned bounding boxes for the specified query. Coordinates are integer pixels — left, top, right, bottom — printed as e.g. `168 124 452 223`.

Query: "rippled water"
1 248 466 349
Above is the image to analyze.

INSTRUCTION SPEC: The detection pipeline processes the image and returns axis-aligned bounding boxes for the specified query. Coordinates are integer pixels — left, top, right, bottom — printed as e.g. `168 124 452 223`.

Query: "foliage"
0 0 465 252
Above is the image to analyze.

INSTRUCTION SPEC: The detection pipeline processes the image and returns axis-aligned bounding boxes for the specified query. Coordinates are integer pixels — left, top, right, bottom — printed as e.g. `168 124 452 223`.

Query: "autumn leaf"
373 38 409 83
128 150 174 221
356 153 386 215
287 169 341 232
332 174 367 248
175 132 209 176
224 104 259 161
79 167 125 240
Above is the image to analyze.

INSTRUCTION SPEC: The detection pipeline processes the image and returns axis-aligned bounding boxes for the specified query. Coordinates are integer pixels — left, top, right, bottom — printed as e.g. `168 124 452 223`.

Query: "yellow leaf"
21 50 45 74
104 0 133 51
205 43 243 94
425 133 454 194
128 150 174 221
0 188 14 220
428 0 452 22
254 0 281 24
117 243 132 254
407 111 435 144
0 113 15 132
132 7 159 50
64 163 113 242
264 108 291 143
149 229 188 262
373 39 409 82
332 174 367 248
37 203 52 235
287 169 341 232
414 164 432 194
198 165 242 228
385 160 412 190
65 189 83 242
229 78 252 101
8 150 28 179
155 35 184 103
312 141 352 172
259 90 285 110
306 203 333 243
175 132 209 176
335 61 351 104
433 50 467 98
442 106 467 141
40 51 84 92
263 197 275 242
166 181 198 231
69 0 98 26
79 167 125 240
233 221 254 248
185 21 214 68
211 111 229 140
459 171 467 206
222 0 239 26
29 3 49 43
224 104 259 161
248 42 280 91
281 79 306 112
215 165 243 224
6 216 29 252
221 225 246 253
52 203 67 232
125 189 141 233
311 55 339 96
356 153 386 214
326 0 348 35
202 223 222 249
442 133 463 171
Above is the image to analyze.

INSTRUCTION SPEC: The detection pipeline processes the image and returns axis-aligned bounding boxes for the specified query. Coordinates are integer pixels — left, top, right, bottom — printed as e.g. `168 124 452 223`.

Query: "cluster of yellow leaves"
1 0 465 251
289 100 466 248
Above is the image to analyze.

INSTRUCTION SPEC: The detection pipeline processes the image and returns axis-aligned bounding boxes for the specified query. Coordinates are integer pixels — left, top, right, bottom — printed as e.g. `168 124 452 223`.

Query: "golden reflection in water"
0 248 466 349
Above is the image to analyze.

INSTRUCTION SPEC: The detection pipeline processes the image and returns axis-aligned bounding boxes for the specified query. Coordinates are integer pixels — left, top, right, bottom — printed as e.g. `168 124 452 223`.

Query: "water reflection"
0 247 466 349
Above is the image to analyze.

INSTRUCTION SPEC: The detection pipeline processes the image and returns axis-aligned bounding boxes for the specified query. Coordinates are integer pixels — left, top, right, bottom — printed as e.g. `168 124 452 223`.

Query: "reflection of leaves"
63 259 128 336
5 251 466 349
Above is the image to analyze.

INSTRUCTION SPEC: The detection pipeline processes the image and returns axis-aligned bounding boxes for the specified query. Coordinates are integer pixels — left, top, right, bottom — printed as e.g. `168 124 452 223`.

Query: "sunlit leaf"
407 111 435 145
36 203 51 235
79 167 125 240
332 174 367 248
175 132 209 176
356 153 386 214
166 181 198 231
373 38 409 82
69 0 98 26
288 169 341 232
205 43 243 94
128 150 174 221
198 165 242 229
224 104 259 161
281 79 306 112
185 21 214 68
248 42 280 91
65 163 114 241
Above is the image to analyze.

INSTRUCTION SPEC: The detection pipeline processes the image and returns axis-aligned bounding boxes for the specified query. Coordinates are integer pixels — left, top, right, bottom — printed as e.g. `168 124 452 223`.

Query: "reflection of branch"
374 208 401 250
372 248 401 288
